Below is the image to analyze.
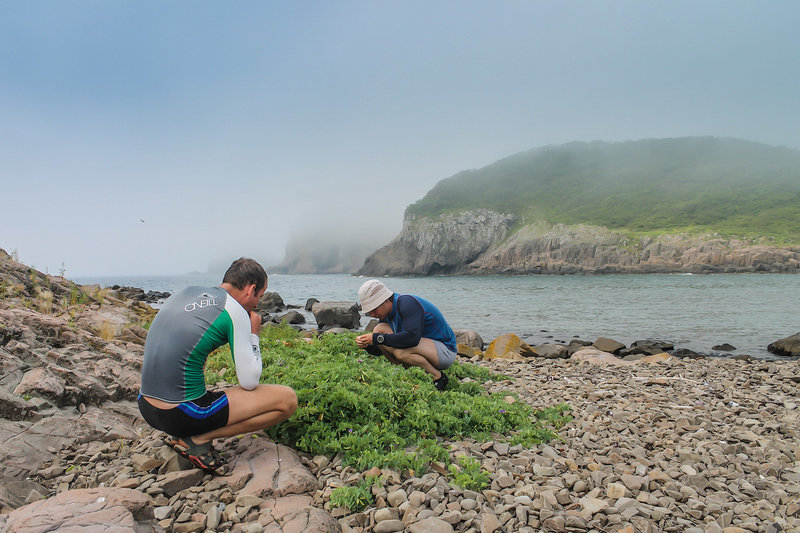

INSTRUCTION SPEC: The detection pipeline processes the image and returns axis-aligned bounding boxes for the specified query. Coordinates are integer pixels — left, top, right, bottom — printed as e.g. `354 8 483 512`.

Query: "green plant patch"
205 325 568 473
448 456 490 491
329 475 381 512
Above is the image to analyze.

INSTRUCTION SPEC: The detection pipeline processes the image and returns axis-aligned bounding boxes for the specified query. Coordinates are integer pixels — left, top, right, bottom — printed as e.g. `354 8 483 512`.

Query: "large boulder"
768 332 800 356
483 333 534 360
311 301 360 330
258 292 286 313
532 343 569 359
1 487 162 532
455 329 484 350
276 311 306 325
592 337 626 354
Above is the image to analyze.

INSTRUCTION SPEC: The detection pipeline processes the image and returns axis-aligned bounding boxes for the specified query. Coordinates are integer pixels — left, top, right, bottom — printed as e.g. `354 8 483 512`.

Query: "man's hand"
250 311 262 335
355 333 373 348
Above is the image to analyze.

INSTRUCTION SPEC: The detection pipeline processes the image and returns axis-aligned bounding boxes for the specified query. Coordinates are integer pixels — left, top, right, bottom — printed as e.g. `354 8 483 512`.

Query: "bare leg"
189 384 297 445
372 323 442 379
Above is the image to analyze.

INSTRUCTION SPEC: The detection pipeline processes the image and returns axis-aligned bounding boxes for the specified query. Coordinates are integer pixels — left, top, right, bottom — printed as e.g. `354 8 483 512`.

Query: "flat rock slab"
225 438 320 498
1 487 161 532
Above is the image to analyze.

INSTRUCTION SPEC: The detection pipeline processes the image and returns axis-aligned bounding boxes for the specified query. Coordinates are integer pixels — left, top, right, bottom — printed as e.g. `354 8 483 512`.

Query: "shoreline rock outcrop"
357 211 800 276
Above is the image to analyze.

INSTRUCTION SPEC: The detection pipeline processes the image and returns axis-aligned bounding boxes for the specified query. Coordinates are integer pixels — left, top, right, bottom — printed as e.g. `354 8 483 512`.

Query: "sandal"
171 437 224 472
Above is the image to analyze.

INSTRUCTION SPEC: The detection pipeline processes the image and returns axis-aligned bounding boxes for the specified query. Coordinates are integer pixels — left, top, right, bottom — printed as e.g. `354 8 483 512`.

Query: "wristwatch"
375 334 385 344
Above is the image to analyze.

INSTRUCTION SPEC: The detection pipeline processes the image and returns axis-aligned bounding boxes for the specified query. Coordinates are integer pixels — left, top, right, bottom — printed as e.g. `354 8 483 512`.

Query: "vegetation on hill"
407 137 800 242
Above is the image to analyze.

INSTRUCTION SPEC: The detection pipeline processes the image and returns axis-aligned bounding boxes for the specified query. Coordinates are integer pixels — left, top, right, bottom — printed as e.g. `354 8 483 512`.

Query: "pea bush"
206 324 571 474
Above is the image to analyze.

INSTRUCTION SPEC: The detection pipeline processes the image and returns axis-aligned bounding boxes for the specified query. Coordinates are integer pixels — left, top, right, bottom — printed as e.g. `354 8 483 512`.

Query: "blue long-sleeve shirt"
374 293 457 352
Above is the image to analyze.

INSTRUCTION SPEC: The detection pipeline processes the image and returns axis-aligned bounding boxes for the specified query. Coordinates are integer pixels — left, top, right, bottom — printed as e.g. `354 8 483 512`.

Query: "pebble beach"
19 353 800 533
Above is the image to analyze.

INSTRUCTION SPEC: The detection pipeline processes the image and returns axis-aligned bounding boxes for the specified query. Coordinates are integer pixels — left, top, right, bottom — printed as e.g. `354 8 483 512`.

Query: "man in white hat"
356 279 458 391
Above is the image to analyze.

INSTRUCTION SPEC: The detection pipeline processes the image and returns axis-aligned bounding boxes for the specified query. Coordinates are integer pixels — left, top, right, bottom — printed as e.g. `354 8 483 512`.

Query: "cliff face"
357 210 800 275
357 209 517 275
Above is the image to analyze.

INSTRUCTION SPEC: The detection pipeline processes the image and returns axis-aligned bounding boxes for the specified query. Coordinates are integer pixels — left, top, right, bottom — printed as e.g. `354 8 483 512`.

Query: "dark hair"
222 258 267 292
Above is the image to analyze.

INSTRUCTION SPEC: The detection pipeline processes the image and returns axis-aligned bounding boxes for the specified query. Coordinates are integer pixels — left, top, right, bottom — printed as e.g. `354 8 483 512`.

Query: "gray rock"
768 332 800 356
276 311 306 325
532 343 569 358
311 302 360 330
257 292 286 313
455 330 485 350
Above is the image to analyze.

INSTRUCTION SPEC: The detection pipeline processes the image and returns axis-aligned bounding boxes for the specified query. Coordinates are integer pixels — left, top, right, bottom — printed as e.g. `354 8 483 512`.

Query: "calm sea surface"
74 273 800 360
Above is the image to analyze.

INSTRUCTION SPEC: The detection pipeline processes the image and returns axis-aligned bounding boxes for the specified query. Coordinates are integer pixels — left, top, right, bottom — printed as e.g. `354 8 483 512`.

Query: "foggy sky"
2 1 799 276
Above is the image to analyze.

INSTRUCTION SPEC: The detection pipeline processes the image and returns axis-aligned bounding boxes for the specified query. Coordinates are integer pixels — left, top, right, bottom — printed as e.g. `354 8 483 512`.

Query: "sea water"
74 273 800 360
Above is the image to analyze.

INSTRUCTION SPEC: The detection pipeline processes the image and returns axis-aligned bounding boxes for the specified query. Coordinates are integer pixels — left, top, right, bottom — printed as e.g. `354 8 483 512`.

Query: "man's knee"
248 384 297 416
392 349 416 365
266 385 297 416
373 323 393 334
282 388 298 416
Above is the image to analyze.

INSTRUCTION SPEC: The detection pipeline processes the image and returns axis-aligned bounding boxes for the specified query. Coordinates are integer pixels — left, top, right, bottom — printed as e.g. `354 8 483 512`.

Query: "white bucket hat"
358 279 393 314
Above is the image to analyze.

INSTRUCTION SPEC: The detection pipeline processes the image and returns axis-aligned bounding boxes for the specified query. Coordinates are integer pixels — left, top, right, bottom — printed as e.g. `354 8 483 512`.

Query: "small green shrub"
511 403 573 446
206 325 567 473
448 456 490 491
329 475 381 512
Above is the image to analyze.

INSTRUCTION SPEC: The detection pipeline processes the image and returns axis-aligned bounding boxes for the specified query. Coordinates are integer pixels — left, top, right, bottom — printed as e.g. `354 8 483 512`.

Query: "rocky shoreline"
3 353 799 533
357 212 800 276
1 248 799 532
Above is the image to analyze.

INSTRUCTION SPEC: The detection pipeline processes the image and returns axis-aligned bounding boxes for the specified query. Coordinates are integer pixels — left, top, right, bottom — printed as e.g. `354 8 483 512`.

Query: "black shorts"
137 390 230 439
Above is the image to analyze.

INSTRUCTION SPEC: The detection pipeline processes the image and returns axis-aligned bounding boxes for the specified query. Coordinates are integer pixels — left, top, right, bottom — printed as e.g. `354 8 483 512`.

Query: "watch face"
376 334 385 344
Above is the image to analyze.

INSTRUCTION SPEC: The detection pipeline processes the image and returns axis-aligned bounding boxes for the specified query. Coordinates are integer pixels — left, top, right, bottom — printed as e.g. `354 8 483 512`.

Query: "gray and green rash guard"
140 286 262 403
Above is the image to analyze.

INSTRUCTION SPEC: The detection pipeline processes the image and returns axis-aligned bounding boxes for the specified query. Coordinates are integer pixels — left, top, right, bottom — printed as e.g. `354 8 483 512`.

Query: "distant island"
271 235 382 275
357 137 800 275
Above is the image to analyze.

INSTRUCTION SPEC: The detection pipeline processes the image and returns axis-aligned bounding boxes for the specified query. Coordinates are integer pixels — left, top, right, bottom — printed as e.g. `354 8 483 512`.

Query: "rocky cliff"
357 209 518 275
357 210 800 275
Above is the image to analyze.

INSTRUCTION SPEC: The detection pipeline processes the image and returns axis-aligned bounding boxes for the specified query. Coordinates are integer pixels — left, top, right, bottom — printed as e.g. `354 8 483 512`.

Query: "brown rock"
571 347 635 366
2 487 161 532
12 368 66 406
592 337 626 354
229 439 319 498
409 517 454 533
158 469 204 497
281 507 341 533
131 453 164 472
640 352 674 364
480 512 502 533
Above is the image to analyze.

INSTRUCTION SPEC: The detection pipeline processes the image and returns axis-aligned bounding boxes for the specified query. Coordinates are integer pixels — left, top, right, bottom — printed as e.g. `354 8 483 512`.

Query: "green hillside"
407 137 800 242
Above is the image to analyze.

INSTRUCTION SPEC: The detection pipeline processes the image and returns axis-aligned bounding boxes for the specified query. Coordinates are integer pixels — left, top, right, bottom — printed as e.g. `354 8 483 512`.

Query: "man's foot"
433 372 448 391
171 436 225 472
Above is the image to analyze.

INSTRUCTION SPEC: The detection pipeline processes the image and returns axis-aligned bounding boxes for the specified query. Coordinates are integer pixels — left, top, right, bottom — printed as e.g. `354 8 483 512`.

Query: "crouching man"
138 258 297 471
355 279 457 391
